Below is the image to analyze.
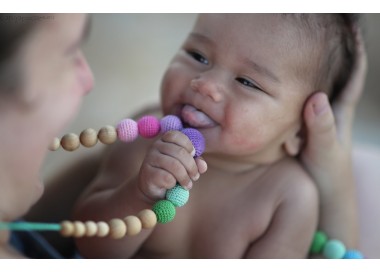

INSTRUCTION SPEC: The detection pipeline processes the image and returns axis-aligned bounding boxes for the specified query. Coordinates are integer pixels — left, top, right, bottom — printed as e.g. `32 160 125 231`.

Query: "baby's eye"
236 77 259 89
188 51 209 65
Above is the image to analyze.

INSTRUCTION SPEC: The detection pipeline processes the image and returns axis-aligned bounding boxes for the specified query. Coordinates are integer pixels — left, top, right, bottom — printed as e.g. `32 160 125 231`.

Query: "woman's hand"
300 28 367 248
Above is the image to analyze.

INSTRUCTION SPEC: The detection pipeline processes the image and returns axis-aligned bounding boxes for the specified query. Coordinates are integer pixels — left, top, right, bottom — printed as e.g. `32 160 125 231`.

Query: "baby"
74 14 358 258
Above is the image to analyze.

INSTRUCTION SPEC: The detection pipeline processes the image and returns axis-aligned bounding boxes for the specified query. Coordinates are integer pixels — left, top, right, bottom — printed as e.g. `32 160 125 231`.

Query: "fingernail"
186 181 193 190
192 173 200 181
191 147 196 157
313 94 329 116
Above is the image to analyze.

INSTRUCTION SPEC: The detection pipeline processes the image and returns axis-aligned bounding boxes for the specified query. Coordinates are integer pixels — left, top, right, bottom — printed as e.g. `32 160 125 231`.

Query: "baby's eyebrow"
188 32 215 46
243 58 280 84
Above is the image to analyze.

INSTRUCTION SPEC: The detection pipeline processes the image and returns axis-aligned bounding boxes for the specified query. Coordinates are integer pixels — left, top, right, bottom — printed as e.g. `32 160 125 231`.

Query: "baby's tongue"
181 104 217 128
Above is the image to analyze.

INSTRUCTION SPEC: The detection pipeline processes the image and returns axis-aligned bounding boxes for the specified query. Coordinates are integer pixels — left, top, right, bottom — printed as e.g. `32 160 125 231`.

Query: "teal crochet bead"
152 200 176 224
166 184 189 207
323 239 346 259
343 250 364 259
310 231 328 254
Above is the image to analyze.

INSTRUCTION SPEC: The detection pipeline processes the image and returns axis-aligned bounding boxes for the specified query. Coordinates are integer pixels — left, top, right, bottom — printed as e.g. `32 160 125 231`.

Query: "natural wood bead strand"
84 221 98 237
98 125 117 144
137 209 157 229
60 220 75 237
124 215 142 236
72 221 86 238
108 218 127 239
80 128 98 147
96 221 110 237
61 133 80 151
48 137 61 151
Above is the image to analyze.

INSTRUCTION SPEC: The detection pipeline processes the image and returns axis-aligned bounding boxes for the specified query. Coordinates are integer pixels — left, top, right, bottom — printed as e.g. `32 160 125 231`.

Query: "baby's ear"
283 125 305 156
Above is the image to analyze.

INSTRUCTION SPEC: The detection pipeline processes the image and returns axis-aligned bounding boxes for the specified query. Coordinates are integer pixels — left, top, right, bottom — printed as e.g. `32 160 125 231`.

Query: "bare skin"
74 123 318 258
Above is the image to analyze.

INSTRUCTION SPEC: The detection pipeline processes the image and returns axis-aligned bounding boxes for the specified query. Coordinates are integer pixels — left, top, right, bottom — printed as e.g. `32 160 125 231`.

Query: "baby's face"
161 14 314 164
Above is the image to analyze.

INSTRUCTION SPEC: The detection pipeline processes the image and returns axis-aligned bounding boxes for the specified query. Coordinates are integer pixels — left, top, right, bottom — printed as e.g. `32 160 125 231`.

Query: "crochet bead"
84 221 98 237
137 115 161 138
60 220 74 237
152 200 176 224
80 128 98 147
323 239 346 259
48 137 60 151
61 133 80 151
310 231 328 254
96 221 110 237
117 119 138 142
343 249 364 259
108 218 127 239
124 216 142 236
98 125 117 144
160 115 183 133
166 184 189 207
137 209 157 229
181 128 205 157
72 221 86 238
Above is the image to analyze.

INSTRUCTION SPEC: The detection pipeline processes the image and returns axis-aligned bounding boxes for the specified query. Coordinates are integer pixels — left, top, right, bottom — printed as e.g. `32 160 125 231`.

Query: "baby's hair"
284 14 361 103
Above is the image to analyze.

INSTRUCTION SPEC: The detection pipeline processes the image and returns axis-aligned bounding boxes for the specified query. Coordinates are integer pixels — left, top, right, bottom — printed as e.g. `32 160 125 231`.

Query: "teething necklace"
0 115 205 239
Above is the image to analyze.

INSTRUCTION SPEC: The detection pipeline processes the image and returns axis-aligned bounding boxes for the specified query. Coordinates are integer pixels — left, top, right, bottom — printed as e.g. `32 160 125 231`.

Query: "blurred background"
42 13 380 178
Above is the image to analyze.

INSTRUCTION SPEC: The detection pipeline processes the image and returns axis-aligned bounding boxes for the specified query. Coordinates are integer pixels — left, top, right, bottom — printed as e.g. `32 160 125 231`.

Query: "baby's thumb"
303 92 337 155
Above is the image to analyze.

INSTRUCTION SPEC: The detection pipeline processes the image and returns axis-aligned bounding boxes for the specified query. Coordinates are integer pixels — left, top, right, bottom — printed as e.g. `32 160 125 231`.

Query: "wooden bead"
124 215 142 236
73 221 86 238
84 221 98 237
108 218 127 239
98 126 117 144
80 128 98 147
61 133 80 151
137 209 157 229
48 137 60 151
96 221 110 237
60 220 74 237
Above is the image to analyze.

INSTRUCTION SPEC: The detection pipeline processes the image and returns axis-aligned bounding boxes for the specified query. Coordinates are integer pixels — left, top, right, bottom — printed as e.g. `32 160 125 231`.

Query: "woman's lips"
181 104 217 128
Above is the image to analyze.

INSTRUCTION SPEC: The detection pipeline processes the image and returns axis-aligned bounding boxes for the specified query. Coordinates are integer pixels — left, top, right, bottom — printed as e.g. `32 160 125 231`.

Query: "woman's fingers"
333 28 368 146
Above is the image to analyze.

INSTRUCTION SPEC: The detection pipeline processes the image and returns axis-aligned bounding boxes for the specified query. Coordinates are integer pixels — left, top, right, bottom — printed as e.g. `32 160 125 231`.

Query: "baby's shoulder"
266 157 318 201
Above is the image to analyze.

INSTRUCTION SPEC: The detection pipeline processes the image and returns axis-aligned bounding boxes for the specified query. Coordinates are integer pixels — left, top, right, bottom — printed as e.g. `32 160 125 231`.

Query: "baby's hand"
138 130 207 201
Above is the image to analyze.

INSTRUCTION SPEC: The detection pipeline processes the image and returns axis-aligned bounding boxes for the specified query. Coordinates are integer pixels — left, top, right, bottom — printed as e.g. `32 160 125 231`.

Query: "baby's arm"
73 130 202 258
245 161 318 258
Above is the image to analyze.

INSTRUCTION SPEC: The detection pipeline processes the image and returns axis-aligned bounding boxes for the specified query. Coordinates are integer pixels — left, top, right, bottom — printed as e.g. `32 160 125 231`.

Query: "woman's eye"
188 51 209 65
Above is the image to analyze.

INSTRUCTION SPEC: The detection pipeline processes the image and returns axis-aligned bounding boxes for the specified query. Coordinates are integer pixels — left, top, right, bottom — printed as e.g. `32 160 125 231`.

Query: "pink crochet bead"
116 119 138 142
137 116 161 138
160 115 183 133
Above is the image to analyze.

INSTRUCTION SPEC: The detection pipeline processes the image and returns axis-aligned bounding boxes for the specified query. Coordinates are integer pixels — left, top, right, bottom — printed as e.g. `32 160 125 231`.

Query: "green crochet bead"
152 200 176 224
166 184 189 207
323 239 346 259
310 231 328 254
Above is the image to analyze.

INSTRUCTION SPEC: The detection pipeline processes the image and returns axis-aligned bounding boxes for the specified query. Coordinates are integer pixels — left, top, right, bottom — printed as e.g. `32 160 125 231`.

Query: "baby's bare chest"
137 172 281 258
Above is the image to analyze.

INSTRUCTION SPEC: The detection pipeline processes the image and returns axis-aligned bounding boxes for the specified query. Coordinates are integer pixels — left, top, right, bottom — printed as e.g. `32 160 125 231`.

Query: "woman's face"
0 14 94 220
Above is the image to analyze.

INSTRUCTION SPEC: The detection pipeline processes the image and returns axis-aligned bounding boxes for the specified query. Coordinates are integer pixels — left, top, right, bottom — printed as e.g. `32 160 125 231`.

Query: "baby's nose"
190 74 223 102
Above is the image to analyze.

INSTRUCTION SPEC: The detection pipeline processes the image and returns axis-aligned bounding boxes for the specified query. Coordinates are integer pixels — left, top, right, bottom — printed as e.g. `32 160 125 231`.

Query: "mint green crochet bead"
166 184 189 207
323 239 346 259
310 231 328 254
152 200 176 224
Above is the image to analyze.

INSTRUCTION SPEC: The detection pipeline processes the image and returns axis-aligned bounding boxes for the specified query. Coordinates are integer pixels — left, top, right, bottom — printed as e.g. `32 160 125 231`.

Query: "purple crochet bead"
160 115 183 133
181 128 205 157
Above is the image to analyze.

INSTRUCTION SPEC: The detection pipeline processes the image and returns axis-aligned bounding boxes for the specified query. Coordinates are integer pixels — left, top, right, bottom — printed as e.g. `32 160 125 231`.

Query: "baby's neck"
203 153 269 175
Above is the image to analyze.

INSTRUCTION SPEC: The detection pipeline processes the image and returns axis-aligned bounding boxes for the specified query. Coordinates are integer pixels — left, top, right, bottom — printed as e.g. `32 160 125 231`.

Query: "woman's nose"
190 72 223 102
78 52 94 95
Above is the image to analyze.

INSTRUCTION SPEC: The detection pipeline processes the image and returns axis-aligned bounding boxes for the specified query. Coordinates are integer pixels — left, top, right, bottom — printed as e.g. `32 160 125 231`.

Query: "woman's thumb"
303 92 337 154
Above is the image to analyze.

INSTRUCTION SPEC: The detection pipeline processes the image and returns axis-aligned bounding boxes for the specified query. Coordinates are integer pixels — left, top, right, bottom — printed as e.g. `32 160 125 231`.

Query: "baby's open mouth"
181 104 217 128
